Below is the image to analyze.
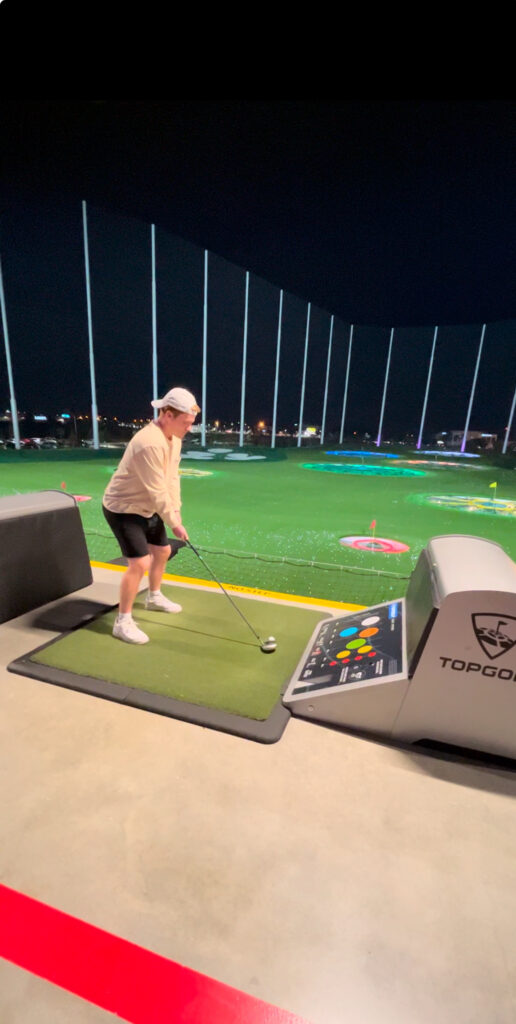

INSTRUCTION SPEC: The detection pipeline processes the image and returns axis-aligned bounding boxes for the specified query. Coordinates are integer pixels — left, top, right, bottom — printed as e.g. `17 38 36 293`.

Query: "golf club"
186 540 277 654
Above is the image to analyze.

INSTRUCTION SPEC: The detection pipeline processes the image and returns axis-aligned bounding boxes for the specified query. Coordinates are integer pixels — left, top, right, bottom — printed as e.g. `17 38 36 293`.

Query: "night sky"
1 101 515 436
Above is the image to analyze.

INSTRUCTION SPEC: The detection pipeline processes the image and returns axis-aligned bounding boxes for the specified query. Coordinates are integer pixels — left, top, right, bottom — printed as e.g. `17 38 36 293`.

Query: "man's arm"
131 447 186 535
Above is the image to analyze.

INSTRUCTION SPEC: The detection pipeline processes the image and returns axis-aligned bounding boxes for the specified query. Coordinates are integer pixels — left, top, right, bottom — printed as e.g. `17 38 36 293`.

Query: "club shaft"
187 542 263 644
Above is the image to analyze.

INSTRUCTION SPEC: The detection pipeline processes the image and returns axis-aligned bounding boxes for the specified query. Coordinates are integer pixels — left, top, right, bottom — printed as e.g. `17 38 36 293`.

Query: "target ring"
339 535 410 553
420 495 516 517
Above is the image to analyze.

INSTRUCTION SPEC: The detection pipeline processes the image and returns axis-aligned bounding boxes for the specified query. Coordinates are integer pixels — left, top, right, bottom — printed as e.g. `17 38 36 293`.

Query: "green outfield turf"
1 445 515 607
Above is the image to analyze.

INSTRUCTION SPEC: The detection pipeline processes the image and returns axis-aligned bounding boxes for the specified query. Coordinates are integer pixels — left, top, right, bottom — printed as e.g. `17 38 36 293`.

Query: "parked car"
5 438 40 449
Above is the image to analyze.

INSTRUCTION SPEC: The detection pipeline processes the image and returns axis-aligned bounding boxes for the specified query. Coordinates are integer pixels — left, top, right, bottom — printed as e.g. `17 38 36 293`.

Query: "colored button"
359 627 378 638
336 650 351 659
361 615 380 626
367 651 376 657
346 639 363 650
340 627 358 637
358 645 372 653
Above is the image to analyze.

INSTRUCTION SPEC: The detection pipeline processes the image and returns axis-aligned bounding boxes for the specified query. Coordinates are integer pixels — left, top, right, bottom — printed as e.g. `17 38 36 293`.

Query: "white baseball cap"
151 387 200 413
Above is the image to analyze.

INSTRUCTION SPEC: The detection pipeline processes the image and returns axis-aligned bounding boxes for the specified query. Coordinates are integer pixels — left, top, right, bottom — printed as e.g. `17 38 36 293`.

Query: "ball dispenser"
283 536 516 759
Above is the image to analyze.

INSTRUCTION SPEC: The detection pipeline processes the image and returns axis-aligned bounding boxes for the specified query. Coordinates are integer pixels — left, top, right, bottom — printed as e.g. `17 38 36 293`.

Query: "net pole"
339 324 353 445
376 327 394 447
239 271 249 448
502 378 516 454
461 323 486 453
0 254 21 448
151 224 158 419
271 289 283 449
201 249 208 447
416 325 438 450
320 315 334 444
297 302 311 447
81 201 99 450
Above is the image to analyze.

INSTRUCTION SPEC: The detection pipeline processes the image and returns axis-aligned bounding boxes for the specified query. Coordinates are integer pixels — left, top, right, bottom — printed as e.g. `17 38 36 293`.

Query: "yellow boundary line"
89 560 365 612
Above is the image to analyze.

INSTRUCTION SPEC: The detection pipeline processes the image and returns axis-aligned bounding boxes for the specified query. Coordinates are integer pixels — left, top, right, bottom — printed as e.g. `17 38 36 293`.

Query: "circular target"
339 535 410 553
179 468 213 477
421 495 516 517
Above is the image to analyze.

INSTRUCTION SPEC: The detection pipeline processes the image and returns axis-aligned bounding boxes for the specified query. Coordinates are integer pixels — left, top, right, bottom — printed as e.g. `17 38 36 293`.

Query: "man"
102 387 200 644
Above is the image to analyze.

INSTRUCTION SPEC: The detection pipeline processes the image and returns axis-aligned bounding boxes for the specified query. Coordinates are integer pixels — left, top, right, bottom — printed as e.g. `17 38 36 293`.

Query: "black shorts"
102 506 170 559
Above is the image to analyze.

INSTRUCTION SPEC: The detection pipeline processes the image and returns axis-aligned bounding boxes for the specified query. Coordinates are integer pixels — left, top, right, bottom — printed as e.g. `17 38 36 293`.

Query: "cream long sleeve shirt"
103 422 182 530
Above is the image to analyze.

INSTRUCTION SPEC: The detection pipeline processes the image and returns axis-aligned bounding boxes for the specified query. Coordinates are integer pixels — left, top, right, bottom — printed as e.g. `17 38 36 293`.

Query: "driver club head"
260 637 277 654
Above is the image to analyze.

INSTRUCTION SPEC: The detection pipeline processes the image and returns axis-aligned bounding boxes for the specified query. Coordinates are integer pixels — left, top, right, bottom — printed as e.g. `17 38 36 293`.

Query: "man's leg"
145 544 182 613
119 555 151 614
113 555 152 644
147 543 171 593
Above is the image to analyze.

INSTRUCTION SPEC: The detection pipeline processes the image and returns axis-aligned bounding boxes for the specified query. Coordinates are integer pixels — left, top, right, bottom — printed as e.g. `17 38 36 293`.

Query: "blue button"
340 627 358 637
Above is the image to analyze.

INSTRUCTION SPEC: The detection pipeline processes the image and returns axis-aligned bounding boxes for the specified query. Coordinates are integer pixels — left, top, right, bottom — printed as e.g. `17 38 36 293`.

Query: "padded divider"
0 492 93 623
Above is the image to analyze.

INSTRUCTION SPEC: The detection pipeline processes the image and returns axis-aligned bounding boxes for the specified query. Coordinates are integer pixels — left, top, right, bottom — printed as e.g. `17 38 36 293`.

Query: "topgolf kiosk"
283 535 516 759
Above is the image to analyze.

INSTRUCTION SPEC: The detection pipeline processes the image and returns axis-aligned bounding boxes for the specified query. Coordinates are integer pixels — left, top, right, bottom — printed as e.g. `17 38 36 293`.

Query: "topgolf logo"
471 614 516 660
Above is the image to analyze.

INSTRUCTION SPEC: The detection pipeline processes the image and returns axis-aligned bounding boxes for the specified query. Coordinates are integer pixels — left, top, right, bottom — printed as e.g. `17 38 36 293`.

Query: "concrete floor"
1 567 516 1023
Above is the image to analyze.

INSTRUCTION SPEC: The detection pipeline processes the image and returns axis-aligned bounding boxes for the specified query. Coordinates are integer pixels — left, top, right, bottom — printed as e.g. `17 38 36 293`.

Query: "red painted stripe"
0 884 310 1024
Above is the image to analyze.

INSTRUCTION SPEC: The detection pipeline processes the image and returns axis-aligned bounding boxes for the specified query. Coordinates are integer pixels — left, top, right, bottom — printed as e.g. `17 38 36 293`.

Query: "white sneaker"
113 617 149 644
145 592 183 613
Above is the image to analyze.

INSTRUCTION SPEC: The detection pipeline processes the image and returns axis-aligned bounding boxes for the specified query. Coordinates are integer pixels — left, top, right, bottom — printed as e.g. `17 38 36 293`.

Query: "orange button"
359 627 378 638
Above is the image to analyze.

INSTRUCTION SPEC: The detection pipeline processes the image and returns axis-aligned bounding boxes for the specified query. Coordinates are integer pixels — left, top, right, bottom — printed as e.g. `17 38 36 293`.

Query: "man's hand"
172 523 189 541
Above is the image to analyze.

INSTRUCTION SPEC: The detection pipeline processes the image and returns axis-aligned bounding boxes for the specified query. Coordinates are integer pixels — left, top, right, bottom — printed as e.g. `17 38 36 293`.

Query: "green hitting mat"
8 584 329 742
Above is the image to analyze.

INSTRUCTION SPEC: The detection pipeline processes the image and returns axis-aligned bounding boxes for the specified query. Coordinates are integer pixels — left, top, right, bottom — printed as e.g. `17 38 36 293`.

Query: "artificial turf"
24 586 328 722
1 444 515 606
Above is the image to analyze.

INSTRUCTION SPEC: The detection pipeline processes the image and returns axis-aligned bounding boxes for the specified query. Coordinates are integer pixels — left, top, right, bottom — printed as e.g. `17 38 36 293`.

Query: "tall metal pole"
297 302 311 447
0 254 21 448
502 379 516 454
461 323 486 453
271 289 283 449
376 327 395 447
201 249 208 447
320 315 334 444
151 224 158 419
339 324 353 445
81 201 99 450
416 325 439 450
239 271 249 448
